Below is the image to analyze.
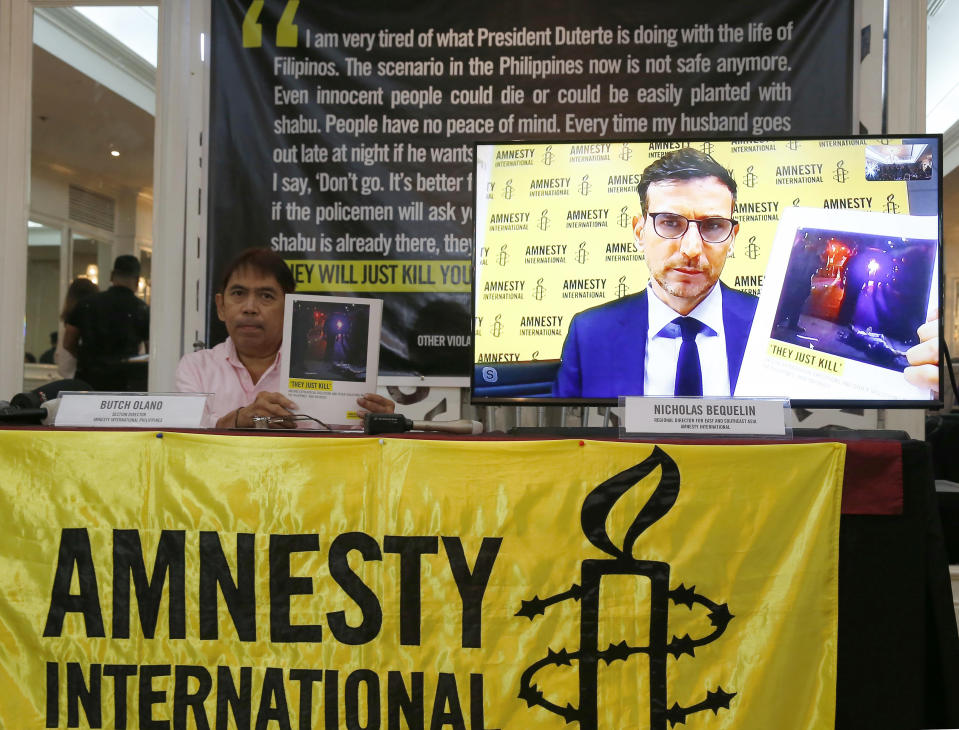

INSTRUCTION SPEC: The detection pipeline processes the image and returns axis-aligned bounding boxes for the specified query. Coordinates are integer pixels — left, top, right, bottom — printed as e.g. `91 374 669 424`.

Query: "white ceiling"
31 8 155 194
32 44 155 192
74 6 158 66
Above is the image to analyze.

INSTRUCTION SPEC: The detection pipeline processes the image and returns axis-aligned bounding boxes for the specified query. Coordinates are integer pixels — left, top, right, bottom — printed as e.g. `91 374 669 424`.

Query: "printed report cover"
735 206 938 402
279 293 383 428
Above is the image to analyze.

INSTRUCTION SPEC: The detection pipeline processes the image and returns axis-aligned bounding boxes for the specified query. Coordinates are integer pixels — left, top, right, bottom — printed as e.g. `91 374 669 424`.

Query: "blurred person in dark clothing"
62 255 149 391
39 332 57 364
55 277 99 378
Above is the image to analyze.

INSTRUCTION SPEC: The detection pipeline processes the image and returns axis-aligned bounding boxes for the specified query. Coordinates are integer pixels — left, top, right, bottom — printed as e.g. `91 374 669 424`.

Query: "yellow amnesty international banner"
0 432 844 729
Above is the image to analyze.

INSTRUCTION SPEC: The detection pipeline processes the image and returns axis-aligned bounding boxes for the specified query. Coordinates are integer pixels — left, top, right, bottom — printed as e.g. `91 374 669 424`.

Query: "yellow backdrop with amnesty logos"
0 431 844 729
474 139 912 361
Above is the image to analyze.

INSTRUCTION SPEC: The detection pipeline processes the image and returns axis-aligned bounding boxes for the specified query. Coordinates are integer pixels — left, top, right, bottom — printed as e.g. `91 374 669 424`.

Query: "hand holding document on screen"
734 207 939 402
279 293 383 429
904 311 940 392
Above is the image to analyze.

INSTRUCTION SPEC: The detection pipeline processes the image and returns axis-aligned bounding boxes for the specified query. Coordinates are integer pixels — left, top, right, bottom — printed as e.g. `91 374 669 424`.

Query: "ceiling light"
110 149 120 157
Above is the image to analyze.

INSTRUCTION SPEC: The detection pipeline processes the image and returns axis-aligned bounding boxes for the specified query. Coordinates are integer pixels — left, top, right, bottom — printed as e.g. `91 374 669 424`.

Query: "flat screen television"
471 135 943 408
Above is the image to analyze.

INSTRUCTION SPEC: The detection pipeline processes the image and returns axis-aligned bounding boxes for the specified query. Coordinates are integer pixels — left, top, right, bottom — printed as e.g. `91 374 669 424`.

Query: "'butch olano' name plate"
54 392 210 429
623 397 789 437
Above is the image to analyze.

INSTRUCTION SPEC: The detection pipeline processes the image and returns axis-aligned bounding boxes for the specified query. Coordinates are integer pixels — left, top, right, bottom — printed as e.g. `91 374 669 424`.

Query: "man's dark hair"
219 247 296 294
637 147 737 217
112 255 141 279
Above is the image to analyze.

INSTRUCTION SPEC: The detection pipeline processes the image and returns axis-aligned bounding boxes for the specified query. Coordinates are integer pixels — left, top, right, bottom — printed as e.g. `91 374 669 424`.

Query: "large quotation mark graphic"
243 0 300 48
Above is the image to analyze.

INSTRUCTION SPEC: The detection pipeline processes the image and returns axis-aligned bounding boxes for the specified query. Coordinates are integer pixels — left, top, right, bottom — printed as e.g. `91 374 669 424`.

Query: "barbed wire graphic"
514 447 737 728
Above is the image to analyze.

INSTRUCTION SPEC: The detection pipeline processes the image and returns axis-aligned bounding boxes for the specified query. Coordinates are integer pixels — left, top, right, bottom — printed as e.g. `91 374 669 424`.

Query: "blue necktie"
673 317 705 397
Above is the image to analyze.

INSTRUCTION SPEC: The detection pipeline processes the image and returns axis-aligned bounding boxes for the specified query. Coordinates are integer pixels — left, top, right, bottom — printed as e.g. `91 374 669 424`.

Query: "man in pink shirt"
175 248 394 428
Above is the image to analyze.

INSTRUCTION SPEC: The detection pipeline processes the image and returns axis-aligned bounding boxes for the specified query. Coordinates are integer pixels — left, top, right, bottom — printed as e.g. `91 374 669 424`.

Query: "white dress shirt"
644 283 731 396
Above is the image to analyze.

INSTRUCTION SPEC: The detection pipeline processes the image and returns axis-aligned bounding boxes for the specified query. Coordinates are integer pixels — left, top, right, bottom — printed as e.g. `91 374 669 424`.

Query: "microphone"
364 413 483 435
10 379 90 409
0 379 89 425
0 405 48 424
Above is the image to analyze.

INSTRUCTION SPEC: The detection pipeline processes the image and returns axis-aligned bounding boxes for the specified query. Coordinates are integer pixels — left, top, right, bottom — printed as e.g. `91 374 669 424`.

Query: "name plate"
623 397 789 437
54 393 210 429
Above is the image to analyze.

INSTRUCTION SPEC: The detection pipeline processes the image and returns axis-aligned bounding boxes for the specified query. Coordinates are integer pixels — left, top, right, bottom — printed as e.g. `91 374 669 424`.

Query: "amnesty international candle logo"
497 245 509 267
543 145 555 166
534 278 547 301
515 448 736 729
617 206 631 228
744 236 761 260
617 276 629 298
579 175 592 196
787 140 800 151
0 433 844 728
618 143 632 162
885 194 899 214
699 141 715 156
491 314 504 337
832 160 849 184
504 179 515 200
539 210 551 231
742 165 758 188
576 242 589 265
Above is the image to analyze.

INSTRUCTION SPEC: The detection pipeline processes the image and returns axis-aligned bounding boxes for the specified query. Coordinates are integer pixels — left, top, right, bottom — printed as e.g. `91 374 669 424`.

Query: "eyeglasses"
251 413 333 430
647 212 737 244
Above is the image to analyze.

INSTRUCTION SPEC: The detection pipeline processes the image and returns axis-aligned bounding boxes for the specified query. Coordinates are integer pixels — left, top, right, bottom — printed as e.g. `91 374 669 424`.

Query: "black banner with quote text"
208 0 853 379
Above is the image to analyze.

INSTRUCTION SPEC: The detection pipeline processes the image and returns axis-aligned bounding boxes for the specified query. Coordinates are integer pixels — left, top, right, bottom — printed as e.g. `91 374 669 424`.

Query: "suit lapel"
610 291 648 396
721 284 752 392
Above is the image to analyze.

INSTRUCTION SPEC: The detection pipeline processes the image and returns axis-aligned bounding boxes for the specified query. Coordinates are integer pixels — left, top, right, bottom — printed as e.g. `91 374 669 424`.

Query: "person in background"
174 247 394 428
55 277 100 379
62 256 149 390
39 332 57 364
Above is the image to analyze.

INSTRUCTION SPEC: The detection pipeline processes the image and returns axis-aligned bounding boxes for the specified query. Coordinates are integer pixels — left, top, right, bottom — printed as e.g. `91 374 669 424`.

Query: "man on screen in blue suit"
553 148 758 398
